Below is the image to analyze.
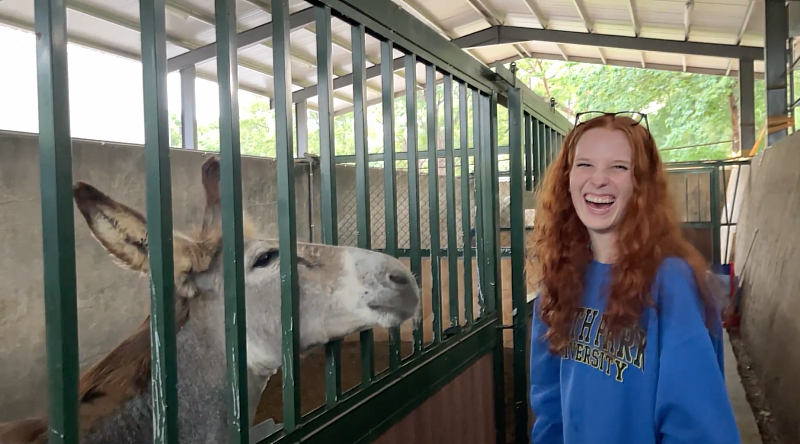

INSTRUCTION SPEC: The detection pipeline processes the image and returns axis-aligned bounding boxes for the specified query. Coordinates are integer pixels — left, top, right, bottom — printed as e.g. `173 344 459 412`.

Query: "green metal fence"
31 1 569 443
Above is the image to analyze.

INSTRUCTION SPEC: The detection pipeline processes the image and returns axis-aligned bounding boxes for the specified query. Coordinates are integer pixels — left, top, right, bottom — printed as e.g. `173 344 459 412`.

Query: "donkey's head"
72 156 420 376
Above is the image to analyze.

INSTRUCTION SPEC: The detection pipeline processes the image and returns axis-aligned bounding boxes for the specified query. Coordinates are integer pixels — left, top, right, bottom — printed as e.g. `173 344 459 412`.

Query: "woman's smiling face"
569 127 634 236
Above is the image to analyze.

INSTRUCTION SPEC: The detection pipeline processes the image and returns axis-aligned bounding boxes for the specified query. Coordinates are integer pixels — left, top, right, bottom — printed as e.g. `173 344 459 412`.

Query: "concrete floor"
724 329 763 444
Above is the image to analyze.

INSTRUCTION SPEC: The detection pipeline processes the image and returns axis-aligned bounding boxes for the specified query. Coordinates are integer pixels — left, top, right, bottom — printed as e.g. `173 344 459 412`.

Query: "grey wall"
733 135 800 443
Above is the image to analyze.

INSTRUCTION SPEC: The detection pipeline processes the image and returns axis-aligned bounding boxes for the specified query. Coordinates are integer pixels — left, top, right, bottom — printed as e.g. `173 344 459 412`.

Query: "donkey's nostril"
389 273 410 286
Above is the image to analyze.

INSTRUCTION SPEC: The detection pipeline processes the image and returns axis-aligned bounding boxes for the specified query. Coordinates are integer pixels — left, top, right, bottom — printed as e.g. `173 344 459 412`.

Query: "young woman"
528 112 741 444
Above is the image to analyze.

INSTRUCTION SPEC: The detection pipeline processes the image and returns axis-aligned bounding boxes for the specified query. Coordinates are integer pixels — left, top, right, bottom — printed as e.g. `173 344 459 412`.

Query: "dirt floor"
252 339 524 443
727 327 786 444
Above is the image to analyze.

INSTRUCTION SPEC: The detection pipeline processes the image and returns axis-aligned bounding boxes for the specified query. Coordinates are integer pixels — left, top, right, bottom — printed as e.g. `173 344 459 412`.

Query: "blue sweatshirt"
529 257 741 444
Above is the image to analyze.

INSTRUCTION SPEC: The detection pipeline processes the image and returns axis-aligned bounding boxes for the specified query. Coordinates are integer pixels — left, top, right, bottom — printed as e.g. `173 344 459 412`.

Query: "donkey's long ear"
73 182 216 298
73 182 150 273
201 155 222 235
199 156 257 238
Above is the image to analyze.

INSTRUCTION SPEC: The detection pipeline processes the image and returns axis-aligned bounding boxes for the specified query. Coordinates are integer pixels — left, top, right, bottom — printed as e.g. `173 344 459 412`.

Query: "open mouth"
584 194 616 214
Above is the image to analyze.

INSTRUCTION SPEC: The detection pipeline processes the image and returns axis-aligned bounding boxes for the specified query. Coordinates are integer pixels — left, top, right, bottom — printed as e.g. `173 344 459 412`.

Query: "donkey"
0 156 420 444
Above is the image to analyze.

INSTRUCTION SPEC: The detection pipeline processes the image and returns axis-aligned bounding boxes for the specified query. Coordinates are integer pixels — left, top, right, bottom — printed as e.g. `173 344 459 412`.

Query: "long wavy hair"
532 114 716 353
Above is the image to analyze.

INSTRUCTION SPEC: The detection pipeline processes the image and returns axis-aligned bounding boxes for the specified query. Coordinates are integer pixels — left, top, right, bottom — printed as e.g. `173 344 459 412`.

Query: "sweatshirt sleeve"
654 258 742 444
529 296 564 444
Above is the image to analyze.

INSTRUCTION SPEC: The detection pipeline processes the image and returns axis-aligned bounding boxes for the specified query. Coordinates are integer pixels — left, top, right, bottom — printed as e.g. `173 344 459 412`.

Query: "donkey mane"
0 156 248 443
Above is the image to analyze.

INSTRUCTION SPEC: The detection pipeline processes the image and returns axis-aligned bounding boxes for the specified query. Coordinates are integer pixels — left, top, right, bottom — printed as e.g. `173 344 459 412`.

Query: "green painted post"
215 0 249 440
34 1 80 442
381 39 402 370
524 113 532 192
140 0 179 441
443 73 460 330
352 23 375 385
472 89 486 318
273 0 302 431
315 4 342 408
508 91 528 444
405 53 424 357
459 82 474 328
426 62 443 344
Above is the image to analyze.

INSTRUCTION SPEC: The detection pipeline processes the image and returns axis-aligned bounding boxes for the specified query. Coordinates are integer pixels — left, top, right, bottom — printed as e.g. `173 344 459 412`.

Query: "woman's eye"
253 249 279 268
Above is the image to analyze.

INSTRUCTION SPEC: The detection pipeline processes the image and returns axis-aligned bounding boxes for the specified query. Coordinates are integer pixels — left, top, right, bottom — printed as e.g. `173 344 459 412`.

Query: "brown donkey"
0 156 420 443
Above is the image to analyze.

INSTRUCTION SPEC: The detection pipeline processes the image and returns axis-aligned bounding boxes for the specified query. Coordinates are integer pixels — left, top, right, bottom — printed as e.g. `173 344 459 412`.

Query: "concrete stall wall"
733 135 800 443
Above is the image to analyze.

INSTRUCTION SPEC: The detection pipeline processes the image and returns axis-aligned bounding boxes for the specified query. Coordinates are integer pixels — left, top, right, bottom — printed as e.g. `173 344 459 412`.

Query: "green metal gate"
28 0 569 443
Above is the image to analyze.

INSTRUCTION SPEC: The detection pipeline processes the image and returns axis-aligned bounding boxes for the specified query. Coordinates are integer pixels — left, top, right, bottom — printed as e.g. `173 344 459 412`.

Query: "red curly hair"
532 114 715 353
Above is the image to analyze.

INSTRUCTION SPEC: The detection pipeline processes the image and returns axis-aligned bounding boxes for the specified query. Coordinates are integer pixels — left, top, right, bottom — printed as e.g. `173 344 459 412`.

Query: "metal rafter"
725 0 756 76
57 0 356 105
494 51 764 79
571 0 593 33
454 26 764 60
684 0 694 41
518 0 569 60
165 0 364 100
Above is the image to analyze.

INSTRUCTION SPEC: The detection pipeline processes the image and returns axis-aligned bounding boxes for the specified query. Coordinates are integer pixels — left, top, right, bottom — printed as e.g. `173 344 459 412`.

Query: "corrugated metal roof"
0 0 766 113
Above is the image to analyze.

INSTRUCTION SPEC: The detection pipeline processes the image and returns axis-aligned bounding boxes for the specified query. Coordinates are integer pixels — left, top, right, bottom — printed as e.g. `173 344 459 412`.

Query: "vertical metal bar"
140 0 179 441
524 113 532 192
765 0 789 145
536 121 545 183
352 23 374 385
426 62 443 344
482 92 505 444
215 0 249 440
507 87 528 444
710 167 721 265
719 165 730 262
296 100 308 158
315 4 342 408
180 65 198 149
443 73 459 331
34 1 79 442
405 53 424 357
273 0 301 431
725 165 742 262
739 59 756 155
472 88 486 319
381 39 401 370
459 82 474 329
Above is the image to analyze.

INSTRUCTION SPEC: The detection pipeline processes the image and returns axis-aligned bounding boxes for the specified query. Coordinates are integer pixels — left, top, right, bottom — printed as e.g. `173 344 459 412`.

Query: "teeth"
586 196 615 204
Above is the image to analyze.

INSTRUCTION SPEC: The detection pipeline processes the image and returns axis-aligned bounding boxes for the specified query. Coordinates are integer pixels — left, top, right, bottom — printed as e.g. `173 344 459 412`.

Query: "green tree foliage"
167 59 765 165
511 59 767 162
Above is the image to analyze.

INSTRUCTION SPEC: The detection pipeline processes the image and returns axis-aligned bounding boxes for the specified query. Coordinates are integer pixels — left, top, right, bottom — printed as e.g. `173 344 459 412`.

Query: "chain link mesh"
335 162 474 250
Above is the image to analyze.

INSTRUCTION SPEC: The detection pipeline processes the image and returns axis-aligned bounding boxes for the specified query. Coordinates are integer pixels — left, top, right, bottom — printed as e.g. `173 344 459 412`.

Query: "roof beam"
293 56 407 103
522 0 548 28
627 0 640 36
465 0 503 26
684 0 694 40
454 25 764 60
167 7 316 72
495 51 764 80
571 0 593 32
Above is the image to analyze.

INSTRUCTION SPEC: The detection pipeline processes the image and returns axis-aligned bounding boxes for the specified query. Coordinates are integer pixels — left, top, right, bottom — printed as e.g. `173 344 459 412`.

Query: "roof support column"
296 100 308 157
739 58 755 156
765 0 789 146
180 65 198 149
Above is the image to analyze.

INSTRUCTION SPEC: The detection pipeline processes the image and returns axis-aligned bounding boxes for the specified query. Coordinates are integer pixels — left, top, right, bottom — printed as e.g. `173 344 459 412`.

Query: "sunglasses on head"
573 111 650 133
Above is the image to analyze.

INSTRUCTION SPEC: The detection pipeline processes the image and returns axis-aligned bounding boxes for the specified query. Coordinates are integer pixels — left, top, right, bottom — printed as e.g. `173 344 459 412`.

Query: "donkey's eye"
253 249 279 268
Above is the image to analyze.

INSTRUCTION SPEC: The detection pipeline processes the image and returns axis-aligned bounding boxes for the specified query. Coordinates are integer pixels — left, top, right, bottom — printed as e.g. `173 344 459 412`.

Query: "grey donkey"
0 156 420 443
